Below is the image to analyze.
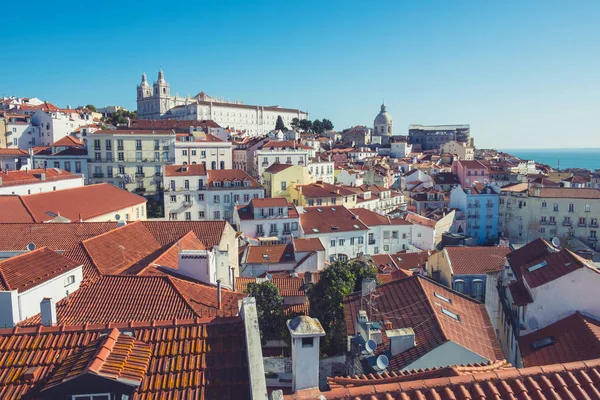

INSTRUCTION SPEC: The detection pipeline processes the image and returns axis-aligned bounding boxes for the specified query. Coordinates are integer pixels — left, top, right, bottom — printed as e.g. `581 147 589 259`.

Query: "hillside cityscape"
1 2 600 399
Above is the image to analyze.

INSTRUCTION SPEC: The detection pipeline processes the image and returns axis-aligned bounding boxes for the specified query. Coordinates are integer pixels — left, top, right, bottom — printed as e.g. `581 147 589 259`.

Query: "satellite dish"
26 242 36 251
551 237 560 248
265 274 272 281
115 214 121 221
365 339 377 353
528 317 539 331
376 355 389 370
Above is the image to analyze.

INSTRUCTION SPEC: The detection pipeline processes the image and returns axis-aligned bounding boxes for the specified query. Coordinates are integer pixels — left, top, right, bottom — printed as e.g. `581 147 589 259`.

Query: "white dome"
374 103 392 125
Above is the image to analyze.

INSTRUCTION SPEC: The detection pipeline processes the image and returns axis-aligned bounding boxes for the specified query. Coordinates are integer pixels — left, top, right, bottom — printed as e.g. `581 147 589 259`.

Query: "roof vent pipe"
217 279 222 310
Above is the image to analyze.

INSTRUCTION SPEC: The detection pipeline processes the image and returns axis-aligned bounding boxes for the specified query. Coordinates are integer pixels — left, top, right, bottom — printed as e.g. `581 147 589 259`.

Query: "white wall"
0 291 19 328
411 224 435 251
0 176 84 195
291 334 322 391
366 224 412 255
302 231 368 261
174 141 233 170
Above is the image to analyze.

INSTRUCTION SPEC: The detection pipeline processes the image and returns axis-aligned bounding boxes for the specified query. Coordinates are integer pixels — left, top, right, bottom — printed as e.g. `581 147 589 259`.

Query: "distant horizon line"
497 148 600 151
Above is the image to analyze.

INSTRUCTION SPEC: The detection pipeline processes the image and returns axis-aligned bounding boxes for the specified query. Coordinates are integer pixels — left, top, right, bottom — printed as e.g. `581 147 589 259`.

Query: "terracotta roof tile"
529 187 600 199
0 168 81 187
147 231 206 271
293 238 325 252
507 238 555 280
14 183 145 223
350 208 411 226
207 169 261 187
250 197 289 208
520 312 600 367
520 248 597 288
141 221 226 248
443 246 510 275
245 243 295 264
50 135 83 147
0 197 34 222
0 247 81 292
344 276 503 371
263 140 313 150
0 317 250 399
164 164 207 177
405 212 436 228
264 163 294 174
130 118 221 131
300 206 369 234
237 274 317 298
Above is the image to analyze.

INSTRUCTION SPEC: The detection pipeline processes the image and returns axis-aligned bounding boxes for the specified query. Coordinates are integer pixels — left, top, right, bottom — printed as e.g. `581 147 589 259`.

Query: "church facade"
136 71 308 136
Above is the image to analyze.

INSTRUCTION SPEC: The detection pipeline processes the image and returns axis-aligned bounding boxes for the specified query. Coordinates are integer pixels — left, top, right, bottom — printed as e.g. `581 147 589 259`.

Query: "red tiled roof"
44 327 152 390
208 169 261 187
20 274 243 326
0 197 34 222
343 276 503 371
0 168 81 187
147 231 206 271
245 243 295 264
0 247 81 292
444 246 510 275
164 164 207 177
0 149 28 156
300 206 369 234
142 221 227 248
298 182 356 198
529 187 600 199
0 317 250 399
391 251 429 270
293 238 325 252
289 358 600 399
263 140 313 150
15 183 146 223
456 160 488 170
130 119 221 131
264 163 293 174
90 129 174 135
521 248 597 288
236 273 317 297
82 221 162 275
50 135 83 147
250 197 289 208
404 212 436 228
349 208 411 226
507 238 554 280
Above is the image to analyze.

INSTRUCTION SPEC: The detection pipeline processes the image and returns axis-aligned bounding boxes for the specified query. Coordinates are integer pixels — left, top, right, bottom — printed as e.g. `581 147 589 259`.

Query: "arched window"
453 279 465 293
211 161 216 170
220 161 225 170
388 126 391 133
162 88 166 94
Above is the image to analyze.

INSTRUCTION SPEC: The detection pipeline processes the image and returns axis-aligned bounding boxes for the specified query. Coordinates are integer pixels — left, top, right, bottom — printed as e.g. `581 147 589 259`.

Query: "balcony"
486 203 494 208
262 162 269 166
591 222 599 228
286 160 293 165
182 201 193 208
485 224 493 229
562 221 572 226
134 187 146 194
163 146 170 151
368 240 376 245
117 146 124 151
135 173 146 178
588 236 598 242
283 230 291 235
540 220 549 225
549 220 557 225
578 222 587 227
93 173 104 178
256 230 265 237
467 214 480 219
154 172 162 177
298 160 305 165
269 231 279 236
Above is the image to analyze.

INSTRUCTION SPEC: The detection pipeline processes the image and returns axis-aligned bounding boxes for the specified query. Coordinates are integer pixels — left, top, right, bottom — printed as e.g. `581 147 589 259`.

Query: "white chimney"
387 328 415 356
40 298 57 326
287 316 325 392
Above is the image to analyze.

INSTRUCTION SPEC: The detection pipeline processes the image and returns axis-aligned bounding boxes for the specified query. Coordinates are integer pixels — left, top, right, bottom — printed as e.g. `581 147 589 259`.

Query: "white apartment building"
87 130 175 195
441 141 474 160
31 108 94 147
390 140 413 159
499 184 600 250
233 198 301 243
299 206 369 262
0 149 29 171
233 136 271 176
255 140 313 178
0 168 84 195
350 208 413 254
3 114 40 149
307 157 334 184
30 136 88 181
336 169 365 187
164 165 264 223
174 133 233 170
136 70 308 136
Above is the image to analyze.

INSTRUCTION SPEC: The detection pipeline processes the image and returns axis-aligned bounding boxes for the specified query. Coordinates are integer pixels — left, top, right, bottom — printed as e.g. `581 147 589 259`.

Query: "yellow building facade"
263 164 311 201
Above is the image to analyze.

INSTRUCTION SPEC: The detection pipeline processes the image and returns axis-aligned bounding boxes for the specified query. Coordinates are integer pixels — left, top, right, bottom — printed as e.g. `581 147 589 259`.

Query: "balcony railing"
154 173 162 177
269 231 279 236
591 222 599 228
562 221 572 226
578 222 587 227
588 236 598 242
298 160 305 165
256 231 265 237
92 173 104 178
134 187 146 193
368 240 376 245
92 157 173 163
182 201 193 208
486 203 494 208
135 173 146 178
283 230 291 235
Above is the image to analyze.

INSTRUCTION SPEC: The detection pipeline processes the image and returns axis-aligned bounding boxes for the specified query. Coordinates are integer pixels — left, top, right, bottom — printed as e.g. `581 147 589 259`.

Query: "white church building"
136 70 309 137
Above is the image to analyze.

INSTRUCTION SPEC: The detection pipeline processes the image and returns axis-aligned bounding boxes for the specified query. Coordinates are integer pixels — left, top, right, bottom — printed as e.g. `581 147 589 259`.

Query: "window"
586 203 591 212
224 194 231 203
472 279 484 300
244 194 250 202
302 337 313 348
569 203 574 212
118 165 125 175
64 161 71 172
185 212 191 221
107 166 113 178
453 280 465 293
75 161 81 173
374 247 379 253
441 307 460 321
191 149 197 156
135 139 142 150
434 292 452 304
93 139 101 150
94 152 101 161
170 195 176 203
183 150 188 156
292 222 298 231
553 203 559 211
220 161 225 169
542 201 547 208
117 139 124 150
392 231 398 239
53 161 60 169
136 152 142 162
383 231 390 240
350 237 355 245
339 239 345 246
198 211 205 218
213 211 221 219
281 181 287 191
213 195 220 203
358 236 364 245
64 275 75 286
330 240 335 247
72 394 111 400
184 180 189 189
211 161 216 170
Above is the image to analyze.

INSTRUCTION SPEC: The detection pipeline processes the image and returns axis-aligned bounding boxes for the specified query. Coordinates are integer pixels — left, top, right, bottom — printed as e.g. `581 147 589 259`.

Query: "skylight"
331 207 336 211
531 336 555 351
527 260 548 273
317 208 322 212
441 308 460 321
353 224 361 229
434 292 452 304
312 228 319 233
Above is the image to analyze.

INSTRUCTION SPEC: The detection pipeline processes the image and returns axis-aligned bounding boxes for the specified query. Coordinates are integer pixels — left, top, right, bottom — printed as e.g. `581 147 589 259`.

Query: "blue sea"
500 148 600 171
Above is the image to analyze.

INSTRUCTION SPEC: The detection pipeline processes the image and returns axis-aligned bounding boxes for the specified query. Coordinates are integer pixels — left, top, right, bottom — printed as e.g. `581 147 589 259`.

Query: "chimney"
40 298 57 326
78 213 83 222
217 279 222 310
287 315 325 392
387 328 415 356
383 320 392 330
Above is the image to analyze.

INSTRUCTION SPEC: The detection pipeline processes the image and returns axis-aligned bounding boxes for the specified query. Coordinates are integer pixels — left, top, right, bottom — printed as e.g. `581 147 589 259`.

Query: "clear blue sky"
2 1 599 148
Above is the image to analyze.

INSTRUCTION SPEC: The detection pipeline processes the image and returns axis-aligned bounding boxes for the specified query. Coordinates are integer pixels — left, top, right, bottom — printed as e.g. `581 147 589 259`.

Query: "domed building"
374 103 393 144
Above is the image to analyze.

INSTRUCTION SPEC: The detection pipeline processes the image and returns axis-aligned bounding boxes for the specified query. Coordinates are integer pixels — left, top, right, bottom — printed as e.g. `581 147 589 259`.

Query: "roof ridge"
17 195 36 222
164 276 205 317
416 277 450 343
85 327 120 374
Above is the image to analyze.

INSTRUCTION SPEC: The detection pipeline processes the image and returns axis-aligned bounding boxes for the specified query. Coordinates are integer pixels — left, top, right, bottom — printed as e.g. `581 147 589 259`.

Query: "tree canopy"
275 115 285 131
245 281 285 344
322 118 334 131
312 120 324 134
85 104 97 112
307 259 377 355
103 109 137 126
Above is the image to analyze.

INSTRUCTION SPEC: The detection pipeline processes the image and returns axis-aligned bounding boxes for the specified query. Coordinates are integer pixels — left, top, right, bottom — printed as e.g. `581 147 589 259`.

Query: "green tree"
275 115 285 131
322 118 334 131
246 282 285 344
298 119 312 132
85 104 97 112
312 120 324 134
291 117 300 131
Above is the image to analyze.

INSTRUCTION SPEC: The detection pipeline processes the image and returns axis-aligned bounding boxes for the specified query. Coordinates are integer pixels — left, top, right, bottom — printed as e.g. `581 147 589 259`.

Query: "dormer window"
214 181 222 187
